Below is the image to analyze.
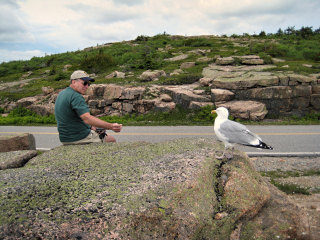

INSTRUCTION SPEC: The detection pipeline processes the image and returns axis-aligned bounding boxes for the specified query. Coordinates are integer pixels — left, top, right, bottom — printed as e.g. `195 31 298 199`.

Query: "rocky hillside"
0 138 315 239
3 54 320 121
1 35 320 120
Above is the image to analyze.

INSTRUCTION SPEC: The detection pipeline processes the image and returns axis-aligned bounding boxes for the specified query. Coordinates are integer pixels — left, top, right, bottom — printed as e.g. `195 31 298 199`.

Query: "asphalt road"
1 125 320 156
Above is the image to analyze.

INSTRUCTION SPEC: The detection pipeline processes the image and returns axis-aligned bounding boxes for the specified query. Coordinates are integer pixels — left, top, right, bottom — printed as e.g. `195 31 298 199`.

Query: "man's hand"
110 123 122 132
81 113 122 132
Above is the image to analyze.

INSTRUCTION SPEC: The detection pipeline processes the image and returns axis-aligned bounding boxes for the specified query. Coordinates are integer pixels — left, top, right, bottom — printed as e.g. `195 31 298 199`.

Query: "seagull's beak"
211 110 216 114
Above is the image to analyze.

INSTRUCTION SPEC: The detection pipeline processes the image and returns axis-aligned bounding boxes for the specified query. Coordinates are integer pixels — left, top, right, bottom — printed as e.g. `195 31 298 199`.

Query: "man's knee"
104 135 116 142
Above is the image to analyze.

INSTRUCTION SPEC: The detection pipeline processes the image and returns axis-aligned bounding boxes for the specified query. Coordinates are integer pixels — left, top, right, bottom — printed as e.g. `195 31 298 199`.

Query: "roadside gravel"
250 156 320 172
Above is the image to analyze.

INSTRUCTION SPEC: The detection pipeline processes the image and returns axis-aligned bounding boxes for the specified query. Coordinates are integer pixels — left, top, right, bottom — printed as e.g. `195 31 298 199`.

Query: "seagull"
211 107 273 160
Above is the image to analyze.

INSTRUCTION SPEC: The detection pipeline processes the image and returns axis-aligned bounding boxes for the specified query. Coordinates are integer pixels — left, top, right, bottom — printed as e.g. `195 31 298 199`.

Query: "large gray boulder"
211 88 235 102
28 104 55 116
212 72 280 90
0 139 312 239
0 133 36 152
216 100 268 120
0 150 37 170
139 70 166 81
164 54 188 62
311 94 320 110
239 55 264 65
16 97 38 107
120 87 145 100
164 86 211 108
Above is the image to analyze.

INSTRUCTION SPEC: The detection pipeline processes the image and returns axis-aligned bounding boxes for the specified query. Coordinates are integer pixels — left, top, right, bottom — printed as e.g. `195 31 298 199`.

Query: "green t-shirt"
54 87 90 142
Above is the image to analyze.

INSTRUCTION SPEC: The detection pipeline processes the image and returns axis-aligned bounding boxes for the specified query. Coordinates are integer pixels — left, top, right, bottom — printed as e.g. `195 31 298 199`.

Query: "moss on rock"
0 138 312 239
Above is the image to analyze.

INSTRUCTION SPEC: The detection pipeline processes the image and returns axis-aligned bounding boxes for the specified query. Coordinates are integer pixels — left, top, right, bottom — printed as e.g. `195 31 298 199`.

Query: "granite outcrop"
2 55 320 120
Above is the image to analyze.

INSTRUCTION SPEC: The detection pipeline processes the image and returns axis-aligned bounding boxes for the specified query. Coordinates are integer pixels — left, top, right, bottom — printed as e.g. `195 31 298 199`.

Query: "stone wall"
203 62 320 117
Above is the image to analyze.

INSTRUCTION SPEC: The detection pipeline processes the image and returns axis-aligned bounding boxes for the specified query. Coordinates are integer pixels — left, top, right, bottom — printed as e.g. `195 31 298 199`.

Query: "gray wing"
219 119 261 145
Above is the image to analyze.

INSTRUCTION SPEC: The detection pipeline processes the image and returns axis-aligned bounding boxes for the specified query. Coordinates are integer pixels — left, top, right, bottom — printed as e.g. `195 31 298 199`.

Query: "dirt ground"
253 156 320 239
289 193 320 237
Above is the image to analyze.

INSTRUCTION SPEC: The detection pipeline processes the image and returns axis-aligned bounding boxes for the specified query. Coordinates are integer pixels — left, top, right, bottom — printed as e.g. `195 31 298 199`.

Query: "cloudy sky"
0 0 319 63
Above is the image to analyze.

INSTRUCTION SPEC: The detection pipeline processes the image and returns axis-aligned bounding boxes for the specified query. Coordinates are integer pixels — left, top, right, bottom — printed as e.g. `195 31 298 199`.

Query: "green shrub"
160 74 202 85
49 66 57 75
182 38 213 47
0 107 56 125
46 56 55 67
302 49 320 61
258 52 273 64
54 71 68 81
127 44 167 70
135 35 150 42
192 105 215 123
137 45 163 70
250 42 288 57
8 107 36 117
80 50 116 73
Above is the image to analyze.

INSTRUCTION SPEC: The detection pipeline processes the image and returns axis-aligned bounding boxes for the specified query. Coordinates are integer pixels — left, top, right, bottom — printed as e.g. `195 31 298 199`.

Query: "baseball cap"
70 70 95 82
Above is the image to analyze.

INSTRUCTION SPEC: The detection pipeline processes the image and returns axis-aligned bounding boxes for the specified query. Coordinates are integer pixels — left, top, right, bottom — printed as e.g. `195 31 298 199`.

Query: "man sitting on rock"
55 70 122 145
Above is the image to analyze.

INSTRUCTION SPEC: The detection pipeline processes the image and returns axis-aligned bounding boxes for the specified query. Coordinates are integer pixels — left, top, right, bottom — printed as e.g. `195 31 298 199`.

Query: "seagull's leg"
215 146 227 159
225 147 234 160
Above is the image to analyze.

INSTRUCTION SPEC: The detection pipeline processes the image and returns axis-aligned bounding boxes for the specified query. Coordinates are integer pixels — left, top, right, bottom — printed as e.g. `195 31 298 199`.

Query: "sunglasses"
77 79 91 87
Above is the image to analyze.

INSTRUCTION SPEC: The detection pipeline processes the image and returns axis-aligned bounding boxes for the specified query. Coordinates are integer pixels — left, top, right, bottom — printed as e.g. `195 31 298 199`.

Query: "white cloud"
0 0 319 63
0 1 34 42
0 49 46 63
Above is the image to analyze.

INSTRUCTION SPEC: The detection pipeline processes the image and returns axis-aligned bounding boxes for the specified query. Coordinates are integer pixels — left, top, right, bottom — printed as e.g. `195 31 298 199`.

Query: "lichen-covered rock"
139 70 166 81
216 56 235 65
212 72 279 90
16 96 39 107
0 139 312 239
311 94 320 110
180 62 195 69
239 55 264 65
28 104 54 116
86 84 106 97
0 133 36 152
41 86 54 95
216 100 268 120
0 150 37 170
164 86 211 108
189 101 213 109
164 54 188 62
211 88 235 102
103 84 124 100
120 87 145 100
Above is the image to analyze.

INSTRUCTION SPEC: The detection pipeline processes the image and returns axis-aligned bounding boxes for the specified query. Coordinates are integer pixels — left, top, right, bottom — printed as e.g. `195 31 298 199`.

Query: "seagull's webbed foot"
225 147 234 160
224 152 233 160
215 149 227 160
215 147 234 160
215 152 225 160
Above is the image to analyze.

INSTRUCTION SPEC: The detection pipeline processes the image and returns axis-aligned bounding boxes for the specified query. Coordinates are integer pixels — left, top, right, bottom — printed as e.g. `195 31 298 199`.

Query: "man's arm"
80 112 122 132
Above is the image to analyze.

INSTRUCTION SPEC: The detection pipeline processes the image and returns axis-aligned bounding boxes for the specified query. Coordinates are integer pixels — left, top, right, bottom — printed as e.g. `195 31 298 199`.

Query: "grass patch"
261 169 320 195
261 169 320 179
0 107 56 125
100 105 215 126
0 105 215 126
1 104 319 126
270 180 310 195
